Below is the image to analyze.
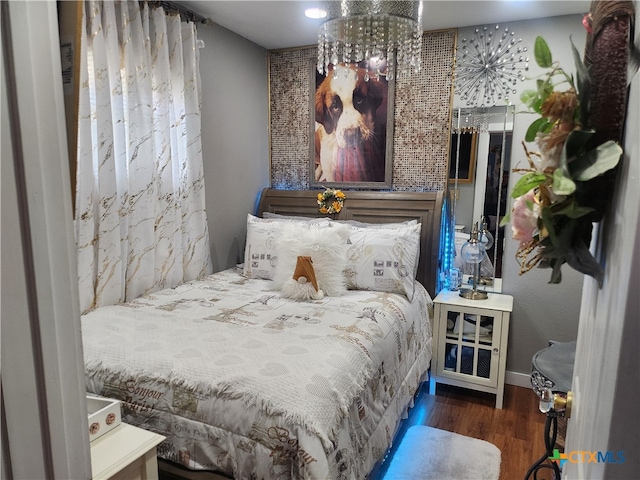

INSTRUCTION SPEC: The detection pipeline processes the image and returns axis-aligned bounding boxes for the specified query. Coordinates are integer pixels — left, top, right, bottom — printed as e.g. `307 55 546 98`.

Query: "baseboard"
505 370 531 388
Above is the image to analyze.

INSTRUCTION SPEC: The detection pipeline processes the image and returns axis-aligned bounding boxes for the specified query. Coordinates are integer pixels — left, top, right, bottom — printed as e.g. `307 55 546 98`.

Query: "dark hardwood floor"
372 382 549 480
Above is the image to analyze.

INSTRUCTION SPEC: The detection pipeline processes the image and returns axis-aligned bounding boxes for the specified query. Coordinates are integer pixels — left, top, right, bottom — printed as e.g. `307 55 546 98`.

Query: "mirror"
449 106 515 285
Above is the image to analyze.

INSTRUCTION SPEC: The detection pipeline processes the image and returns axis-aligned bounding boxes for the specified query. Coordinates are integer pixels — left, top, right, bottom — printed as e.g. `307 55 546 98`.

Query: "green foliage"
524 117 551 142
570 38 591 127
508 35 623 288
534 36 553 68
561 129 594 173
552 169 576 195
553 201 593 219
511 172 546 198
572 141 623 181
520 90 538 108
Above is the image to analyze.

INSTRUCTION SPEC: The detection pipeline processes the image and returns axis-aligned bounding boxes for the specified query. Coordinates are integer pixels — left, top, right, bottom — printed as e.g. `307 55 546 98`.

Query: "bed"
82 188 445 479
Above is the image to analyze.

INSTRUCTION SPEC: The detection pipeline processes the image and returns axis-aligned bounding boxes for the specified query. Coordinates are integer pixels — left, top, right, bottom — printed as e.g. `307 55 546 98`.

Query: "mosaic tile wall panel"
269 29 456 192
269 48 312 189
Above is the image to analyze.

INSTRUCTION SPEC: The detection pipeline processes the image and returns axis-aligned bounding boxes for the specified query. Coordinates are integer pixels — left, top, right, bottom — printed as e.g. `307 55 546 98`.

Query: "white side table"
429 289 513 408
90 423 165 480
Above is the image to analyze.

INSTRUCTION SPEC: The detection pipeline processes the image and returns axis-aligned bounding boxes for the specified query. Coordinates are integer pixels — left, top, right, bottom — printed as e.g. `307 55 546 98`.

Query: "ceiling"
177 0 592 50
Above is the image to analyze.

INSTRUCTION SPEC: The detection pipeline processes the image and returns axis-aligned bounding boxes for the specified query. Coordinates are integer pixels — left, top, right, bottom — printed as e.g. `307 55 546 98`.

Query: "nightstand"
429 289 513 408
90 423 165 480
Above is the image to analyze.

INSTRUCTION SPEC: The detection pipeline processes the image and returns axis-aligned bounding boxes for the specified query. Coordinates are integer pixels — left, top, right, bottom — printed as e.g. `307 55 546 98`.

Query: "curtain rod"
143 1 210 25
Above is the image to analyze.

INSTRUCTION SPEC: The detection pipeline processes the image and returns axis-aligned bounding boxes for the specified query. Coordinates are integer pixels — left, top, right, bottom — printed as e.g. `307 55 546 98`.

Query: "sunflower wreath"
317 187 345 214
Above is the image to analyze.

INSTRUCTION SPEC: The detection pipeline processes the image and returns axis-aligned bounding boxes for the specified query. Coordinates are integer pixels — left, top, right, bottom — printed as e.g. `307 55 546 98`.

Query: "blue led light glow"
437 193 455 293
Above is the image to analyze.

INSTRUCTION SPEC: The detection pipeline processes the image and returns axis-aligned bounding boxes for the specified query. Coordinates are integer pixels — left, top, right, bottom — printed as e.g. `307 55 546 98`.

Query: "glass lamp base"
459 288 488 300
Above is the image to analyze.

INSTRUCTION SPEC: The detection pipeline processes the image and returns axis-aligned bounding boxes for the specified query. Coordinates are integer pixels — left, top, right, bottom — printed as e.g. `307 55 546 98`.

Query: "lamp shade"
459 222 489 300
461 239 486 264
479 229 494 250
479 216 494 250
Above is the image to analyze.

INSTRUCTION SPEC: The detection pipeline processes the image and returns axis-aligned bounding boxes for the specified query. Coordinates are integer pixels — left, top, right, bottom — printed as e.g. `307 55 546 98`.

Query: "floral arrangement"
317 187 345 214
503 36 623 287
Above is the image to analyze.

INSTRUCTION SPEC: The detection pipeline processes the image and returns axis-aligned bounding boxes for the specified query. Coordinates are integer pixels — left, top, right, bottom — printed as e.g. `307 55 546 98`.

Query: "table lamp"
459 222 488 300
478 216 495 286
479 216 494 250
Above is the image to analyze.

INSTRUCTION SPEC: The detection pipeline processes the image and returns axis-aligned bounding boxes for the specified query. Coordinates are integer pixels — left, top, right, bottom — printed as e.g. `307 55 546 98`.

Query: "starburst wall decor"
455 25 529 107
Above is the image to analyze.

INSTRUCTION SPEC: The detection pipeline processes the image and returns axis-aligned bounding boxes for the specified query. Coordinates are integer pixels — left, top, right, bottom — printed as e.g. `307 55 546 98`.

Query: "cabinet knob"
493 347 499 355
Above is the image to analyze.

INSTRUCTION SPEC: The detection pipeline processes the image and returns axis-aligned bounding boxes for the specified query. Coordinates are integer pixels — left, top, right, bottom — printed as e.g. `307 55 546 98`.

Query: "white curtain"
75 1 212 314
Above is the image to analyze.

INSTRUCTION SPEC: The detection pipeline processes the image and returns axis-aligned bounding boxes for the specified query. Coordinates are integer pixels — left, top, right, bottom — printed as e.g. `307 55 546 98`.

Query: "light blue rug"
383 426 501 480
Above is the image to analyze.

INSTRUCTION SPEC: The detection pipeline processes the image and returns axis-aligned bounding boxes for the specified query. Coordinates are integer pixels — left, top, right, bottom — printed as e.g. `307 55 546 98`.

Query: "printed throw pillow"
242 214 330 280
343 222 421 301
262 212 330 222
336 218 418 229
272 222 350 297
280 256 325 301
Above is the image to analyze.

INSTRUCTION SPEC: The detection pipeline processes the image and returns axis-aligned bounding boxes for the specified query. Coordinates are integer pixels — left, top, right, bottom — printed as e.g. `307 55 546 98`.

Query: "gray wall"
457 15 587 374
198 22 270 272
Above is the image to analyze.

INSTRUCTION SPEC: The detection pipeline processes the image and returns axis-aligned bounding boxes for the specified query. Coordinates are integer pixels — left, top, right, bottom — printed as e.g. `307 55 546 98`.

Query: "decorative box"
87 395 121 442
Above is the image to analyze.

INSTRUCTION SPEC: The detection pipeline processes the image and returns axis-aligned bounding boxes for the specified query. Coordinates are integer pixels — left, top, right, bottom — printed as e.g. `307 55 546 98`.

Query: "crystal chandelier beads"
451 107 490 133
451 105 515 134
317 1 423 81
455 25 529 106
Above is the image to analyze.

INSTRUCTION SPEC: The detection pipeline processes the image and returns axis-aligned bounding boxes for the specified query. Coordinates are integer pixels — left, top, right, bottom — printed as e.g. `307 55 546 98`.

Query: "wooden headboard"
257 188 446 296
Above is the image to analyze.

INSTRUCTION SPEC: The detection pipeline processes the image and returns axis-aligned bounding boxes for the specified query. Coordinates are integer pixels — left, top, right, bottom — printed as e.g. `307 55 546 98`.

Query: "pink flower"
582 13 593 34
511 190 539 244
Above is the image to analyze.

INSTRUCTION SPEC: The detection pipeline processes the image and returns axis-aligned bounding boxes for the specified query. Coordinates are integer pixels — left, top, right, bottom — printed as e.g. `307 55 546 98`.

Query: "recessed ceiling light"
305 7 327 19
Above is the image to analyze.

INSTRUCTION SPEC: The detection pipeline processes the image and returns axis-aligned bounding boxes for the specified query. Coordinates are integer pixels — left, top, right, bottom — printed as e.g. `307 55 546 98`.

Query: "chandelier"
454 25 529 106
317 1 423 81
451 107 490 134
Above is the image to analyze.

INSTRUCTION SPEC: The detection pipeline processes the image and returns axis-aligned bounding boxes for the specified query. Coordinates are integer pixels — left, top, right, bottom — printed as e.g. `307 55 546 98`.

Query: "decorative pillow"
243 214 330 279
336 218 417 229
281 279 325 301
263 212 330 222
272 223 350 297
280 256 325 301
343 222 421 300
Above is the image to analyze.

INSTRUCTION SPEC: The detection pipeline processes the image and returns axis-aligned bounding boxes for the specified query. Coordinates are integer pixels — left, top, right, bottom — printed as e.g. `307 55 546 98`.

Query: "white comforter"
82 267 433 479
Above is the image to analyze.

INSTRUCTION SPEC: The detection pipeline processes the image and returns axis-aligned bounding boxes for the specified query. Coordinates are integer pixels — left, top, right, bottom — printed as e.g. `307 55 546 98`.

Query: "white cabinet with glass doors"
429 290 513 408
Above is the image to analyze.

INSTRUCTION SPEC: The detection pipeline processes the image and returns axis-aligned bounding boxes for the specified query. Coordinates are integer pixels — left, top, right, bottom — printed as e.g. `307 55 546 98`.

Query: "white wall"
197 22 270 272
457 14 588 374
454 182 475 231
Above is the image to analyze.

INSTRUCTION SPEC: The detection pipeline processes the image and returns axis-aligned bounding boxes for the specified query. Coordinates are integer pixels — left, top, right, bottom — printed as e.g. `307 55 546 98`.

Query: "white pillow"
336 219 417 229
263 212 330 222
272 223 350 297
343 222 421 300
243 214 330 279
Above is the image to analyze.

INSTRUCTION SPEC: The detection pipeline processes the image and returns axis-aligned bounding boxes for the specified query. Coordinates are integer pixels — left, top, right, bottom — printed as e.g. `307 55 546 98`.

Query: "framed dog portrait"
310 60 395 189
449 132 477 184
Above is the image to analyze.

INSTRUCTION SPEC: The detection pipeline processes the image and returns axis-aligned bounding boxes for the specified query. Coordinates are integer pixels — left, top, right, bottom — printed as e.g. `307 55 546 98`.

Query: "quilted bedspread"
82 267 433 479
